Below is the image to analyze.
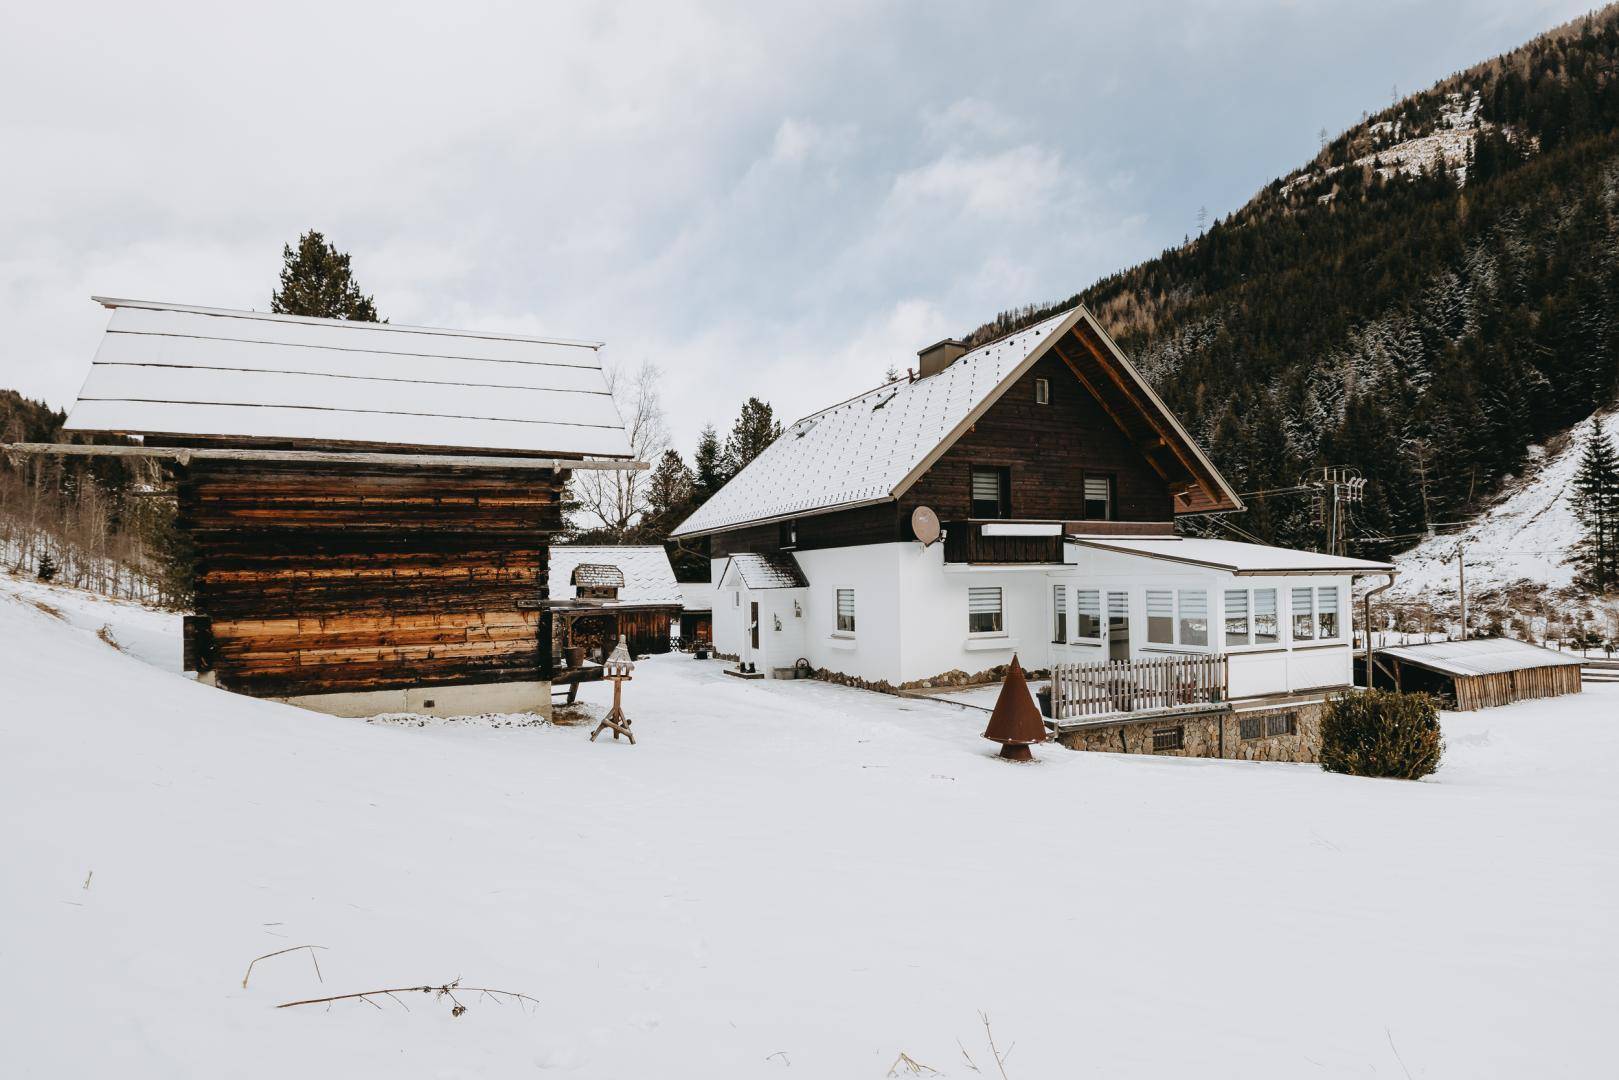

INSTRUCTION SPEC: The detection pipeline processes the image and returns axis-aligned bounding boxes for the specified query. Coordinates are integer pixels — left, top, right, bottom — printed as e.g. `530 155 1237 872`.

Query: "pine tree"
271 230 383 321
1571 416 1619 593
723 398 782 476
643 449 694 536
692 425 726 503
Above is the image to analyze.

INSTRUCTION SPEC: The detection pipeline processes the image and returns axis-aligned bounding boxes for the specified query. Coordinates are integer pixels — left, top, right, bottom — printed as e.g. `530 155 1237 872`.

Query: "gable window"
1075 589 1102 641
1083 476 1113 521
1291 587 1315 641
836 588 856 634
1224 589 1250 646
970 466 1011 518
1146 590 1174 644
968 586 1003 634
1034 377 1051 404
780 520 798 549
1052 585 1067 643
1317 586 1340 639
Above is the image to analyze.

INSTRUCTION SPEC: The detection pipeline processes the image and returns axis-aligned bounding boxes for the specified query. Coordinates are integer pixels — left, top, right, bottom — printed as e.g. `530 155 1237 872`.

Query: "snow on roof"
570 563 626 589
670 311 1075 537
1069 536 1395 575
1376 638 1584 677
720 552 809 590
61 297 634 458
548 546 681 605
679 582 716 612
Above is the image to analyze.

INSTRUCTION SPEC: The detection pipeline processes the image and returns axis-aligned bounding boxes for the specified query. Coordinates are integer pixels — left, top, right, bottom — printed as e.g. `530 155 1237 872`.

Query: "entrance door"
1107 591 1130 662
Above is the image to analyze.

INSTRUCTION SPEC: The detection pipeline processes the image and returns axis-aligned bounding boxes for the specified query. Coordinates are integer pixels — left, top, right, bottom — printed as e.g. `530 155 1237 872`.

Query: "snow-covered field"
3 573 1615 1078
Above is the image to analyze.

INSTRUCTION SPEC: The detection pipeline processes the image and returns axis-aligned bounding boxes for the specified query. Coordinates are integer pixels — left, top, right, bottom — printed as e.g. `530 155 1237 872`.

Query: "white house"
671 305 1394 758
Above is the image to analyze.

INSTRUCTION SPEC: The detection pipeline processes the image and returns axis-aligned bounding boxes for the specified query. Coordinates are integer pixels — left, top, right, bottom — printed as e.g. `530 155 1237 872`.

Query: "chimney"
916 338 967 378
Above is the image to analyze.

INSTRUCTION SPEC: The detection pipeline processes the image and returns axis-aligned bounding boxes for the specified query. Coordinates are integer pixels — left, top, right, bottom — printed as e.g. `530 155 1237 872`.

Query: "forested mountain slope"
971 8 1619 566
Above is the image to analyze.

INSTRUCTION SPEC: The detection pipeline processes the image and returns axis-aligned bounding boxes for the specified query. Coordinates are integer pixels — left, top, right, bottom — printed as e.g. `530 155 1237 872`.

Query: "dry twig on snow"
887 1051 940 1076
276 978 539 1018
241 945 327 989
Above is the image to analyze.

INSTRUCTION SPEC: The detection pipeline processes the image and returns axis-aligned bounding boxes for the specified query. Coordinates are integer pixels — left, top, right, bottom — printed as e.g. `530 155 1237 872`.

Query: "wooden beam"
3 442 645 472
1050 340 1173 482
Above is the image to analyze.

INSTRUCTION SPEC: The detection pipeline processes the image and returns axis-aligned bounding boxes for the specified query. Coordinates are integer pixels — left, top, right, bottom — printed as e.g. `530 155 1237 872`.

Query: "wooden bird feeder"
982 655 1047 762
590 635 637 745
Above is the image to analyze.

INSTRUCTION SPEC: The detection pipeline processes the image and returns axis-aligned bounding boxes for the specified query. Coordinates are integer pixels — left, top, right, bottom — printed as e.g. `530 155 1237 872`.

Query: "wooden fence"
1050 654 1229 721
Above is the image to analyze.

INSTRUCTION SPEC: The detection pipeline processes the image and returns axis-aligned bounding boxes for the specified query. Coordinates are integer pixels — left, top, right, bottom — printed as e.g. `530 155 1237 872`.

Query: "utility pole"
1453 540 1467 641
1304 466 1366 556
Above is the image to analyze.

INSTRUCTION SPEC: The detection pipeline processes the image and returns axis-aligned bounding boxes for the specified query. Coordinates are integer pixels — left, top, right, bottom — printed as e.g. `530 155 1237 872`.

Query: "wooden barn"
547 545 683 661
16 297 638 717
1370 638 1583 710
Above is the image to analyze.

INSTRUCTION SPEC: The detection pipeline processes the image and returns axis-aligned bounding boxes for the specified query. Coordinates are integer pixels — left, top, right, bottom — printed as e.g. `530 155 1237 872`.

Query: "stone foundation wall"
1056 701 1326 763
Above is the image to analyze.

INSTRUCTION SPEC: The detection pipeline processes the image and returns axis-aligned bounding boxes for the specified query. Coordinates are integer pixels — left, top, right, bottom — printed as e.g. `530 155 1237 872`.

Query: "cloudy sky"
0 0 1594 456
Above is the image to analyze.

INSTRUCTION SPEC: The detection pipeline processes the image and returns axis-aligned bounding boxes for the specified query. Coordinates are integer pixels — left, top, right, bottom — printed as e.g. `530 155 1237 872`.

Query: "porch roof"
1376 638 1582 677
1066 535 1394 576
720 552 809 590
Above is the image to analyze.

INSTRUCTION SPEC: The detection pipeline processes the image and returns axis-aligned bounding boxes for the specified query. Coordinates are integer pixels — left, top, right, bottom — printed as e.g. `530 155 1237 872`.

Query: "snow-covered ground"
3 572 1615 1078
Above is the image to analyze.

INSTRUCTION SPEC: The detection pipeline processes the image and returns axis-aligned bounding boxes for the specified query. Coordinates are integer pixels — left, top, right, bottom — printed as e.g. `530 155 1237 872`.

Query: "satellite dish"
911 505 941 546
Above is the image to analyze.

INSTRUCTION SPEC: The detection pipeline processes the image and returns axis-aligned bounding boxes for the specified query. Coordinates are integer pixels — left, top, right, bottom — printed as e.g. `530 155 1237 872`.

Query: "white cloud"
922 97 1020 142
889 145 1065 221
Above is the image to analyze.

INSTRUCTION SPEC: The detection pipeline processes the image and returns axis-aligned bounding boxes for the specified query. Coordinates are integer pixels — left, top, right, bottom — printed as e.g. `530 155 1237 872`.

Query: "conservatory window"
1224 589 1250 646
1178 590 1209 647
1083 476 1113 521
1075 589 1102 641
968 587 1004 634
1317 586 1340 639
1052 585 1067 643
971 467 1011 519
1291 587 1315 641
836 589 856 634
1146 590 1175 644
1254 588 1278 644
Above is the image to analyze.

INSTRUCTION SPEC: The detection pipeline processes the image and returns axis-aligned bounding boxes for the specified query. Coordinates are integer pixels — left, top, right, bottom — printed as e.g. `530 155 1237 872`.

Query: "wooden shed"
1370 638 1583 711
546 545 683 660
12 297 639 717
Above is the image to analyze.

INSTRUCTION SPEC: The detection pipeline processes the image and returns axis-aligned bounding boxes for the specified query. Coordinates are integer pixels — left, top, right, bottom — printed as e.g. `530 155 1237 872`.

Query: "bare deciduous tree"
569 358 670 538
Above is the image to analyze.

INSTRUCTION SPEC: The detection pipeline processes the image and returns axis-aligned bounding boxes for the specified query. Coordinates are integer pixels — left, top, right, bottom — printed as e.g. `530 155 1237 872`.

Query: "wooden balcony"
941 518 1173 564
1048 654 1229 724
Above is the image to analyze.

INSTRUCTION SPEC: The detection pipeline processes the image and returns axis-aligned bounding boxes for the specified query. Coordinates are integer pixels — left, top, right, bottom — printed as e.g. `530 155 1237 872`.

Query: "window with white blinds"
1075 589 1102 640
1254 588 1278 644
836 588 855 633
1052 585 1067 642
1146 589 1174 644
1083 475 1112 520
1317 586 1339 639
970 467 1009 518
968 586 1003 634
1224 589 1250 646
1291 587 1315 641
1178 589 1209 646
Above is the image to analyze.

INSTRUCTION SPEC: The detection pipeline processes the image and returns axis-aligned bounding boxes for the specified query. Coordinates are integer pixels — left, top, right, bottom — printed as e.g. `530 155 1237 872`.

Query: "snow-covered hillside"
1390 406 1612 606
2 573 1615 1077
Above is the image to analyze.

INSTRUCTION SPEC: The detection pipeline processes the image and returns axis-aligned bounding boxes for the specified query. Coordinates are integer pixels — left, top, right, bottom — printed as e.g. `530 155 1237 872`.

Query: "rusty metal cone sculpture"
982 655 1047 761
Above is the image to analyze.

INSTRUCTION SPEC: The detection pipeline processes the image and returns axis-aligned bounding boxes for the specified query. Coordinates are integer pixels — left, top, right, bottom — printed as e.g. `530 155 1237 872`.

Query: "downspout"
1359 572 1398 691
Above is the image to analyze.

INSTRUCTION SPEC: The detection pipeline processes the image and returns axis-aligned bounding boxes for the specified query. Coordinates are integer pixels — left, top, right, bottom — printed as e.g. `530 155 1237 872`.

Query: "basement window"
1035 377 1050 404
1152 725 1185 752
1239 715 1262 740
1265 712 1299 737
968 586 1004 634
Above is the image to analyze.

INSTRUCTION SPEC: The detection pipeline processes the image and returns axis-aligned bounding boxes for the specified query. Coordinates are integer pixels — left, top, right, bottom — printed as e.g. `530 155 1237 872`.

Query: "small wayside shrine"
11 297 640 717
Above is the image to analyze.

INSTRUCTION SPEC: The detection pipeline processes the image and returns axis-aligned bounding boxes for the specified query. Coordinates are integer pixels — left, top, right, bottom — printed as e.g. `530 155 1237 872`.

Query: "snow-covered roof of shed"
670 311 1075 537
1376 638 1583 677
679 582 716 612
60 297 634 458
719 553 809 590
1068 536 1395 575
548 546 682 605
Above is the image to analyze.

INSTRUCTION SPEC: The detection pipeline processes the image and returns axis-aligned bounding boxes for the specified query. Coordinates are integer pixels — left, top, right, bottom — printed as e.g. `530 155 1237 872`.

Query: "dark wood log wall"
178 459 562 698
710 351 1172 559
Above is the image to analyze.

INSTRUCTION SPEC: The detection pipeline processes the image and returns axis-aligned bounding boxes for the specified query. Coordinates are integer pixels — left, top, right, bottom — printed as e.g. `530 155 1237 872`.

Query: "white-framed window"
1147 588 1210 648
1317 586 1340 639
1052 585 1067 643
733 591 740 607
968 586 1003 634
1083 476 1113 521
835 588 855 634
1224 587 1280 647
1075 589 1102 641
1034 377 1051 404
1291 587 1315 641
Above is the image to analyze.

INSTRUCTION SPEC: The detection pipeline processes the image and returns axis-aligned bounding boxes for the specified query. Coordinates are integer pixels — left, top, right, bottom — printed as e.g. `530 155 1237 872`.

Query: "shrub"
36 551 58 582
1319 690 1443 779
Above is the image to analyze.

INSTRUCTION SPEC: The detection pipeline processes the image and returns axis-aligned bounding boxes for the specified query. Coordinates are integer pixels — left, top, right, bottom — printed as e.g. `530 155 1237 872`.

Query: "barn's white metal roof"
669 310 1075 537
548 546 682 606
1069 536 1395 575
1376 638 1584 677
61 298 634 458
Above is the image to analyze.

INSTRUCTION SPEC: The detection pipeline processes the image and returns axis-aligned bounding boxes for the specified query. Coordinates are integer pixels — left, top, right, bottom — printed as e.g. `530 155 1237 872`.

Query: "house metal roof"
1069 536 1395 575
549 546 682 605
670 306 1241 538
719 552 810 590
61 297 634 458
1376 638 1584 677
